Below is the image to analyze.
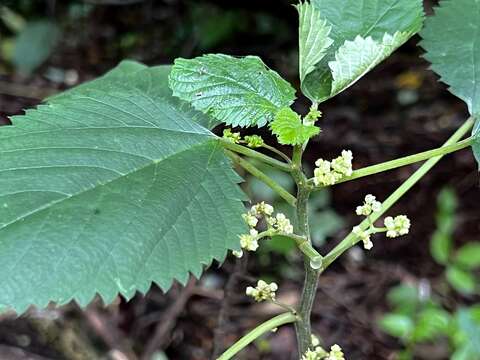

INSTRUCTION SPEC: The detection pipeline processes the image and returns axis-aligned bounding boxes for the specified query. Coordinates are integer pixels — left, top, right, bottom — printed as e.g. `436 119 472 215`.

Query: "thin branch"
226 150 297 207
321 117 475 272
220 138 292 172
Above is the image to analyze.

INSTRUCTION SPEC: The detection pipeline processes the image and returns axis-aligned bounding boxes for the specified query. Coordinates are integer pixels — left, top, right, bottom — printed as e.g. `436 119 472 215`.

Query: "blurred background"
0 0 479 359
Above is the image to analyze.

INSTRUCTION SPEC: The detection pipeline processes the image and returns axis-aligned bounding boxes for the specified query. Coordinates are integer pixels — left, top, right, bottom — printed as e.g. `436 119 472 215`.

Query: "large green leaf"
52 61 217 130
169 54 296 128
302 0 424 102
296 1 333 83
0 64 247 313
421 0 480 117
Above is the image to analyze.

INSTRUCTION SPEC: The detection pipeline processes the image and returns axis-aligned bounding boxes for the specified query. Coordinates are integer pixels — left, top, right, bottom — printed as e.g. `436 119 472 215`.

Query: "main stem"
292 145 318 356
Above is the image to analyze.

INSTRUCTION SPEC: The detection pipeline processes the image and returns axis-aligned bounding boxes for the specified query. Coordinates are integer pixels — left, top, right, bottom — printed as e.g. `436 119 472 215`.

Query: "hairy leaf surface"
302 0 423 102
169 54 296 128
421 0 480 117
296 1 333 83
0 64 247 313
270 107 320 145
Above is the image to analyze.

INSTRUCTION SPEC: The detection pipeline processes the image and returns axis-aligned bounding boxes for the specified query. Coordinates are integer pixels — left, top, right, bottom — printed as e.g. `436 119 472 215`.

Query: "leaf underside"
296 1 333 83
169 54 296 128
302 0 424 102
270 107 320 145
0 61 247 314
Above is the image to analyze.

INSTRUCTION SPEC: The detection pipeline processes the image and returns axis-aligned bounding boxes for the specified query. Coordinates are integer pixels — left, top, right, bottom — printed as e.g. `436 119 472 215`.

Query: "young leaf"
296 1 333 83
421 0 480 117
270 107 320 145
329 32 411 97
455 243 480 270
0 65 247 313
379 313 414 339
169 54 296 128
302 0 424 102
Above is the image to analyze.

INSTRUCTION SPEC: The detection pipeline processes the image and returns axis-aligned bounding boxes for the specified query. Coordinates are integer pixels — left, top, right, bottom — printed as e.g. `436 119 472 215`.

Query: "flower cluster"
355 194 382 216
233 202 293 258
302 341 345 360
246 280 278 302
313 150 353 187
222 128 265 148
222 128 241 144
303 105 323 126
384 215 411 238
353 194 411 250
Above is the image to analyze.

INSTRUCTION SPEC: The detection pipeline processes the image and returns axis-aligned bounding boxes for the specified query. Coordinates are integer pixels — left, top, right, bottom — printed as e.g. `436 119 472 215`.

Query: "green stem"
320 117 474 272
291 144 318 356
226 150 297 207
309 137 473 189
262 143 292 164
216 312 298 360
220 138 292 172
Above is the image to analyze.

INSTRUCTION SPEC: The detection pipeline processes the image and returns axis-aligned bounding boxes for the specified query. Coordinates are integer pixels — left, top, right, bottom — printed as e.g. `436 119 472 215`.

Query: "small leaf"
169 54 296 128
421 0 480 117
329 32 411 98
412 308 451 342
387 284 419 315
296 1 334 83
379 313 414 339
446 266 476 295
12 20 60 74
455 243 480 270
270 107 320 145
430 232 452 265
302 0 424 102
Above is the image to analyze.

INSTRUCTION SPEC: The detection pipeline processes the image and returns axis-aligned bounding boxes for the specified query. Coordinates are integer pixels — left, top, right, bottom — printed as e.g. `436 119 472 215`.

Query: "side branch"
226 150 297 207
309 134 474 190
220 138 292 172
320 117 475 272
216 312 298 360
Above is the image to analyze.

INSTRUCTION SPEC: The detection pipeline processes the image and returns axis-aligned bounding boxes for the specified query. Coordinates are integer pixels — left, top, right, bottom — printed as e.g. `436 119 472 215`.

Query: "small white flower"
356 194 382 216
314 151 354 187
353 226 373 250
232 249 243 258
384 215 411 238
240 233 259 251
242 213 258 228
251 202 274 216
275 213 294 234
326 344 345 360
246 280 278 302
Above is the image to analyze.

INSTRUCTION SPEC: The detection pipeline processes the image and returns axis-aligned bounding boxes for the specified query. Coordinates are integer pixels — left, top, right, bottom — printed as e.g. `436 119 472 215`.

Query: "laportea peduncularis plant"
0 0 479 359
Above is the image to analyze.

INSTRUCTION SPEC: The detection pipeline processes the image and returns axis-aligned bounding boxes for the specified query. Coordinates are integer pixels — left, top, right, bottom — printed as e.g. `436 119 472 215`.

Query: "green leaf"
302 0 424 102
0 63 247 313
412 308 451 342
169 54 296 128
379 313 414 339
296 1 334 83
455 243 480 270
12 20 60 74
270 107 320 145
387 284 419 315
329 32 411 97
421 0 480 117
53 61 218 131
430 232 452 265
446 266 476 295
